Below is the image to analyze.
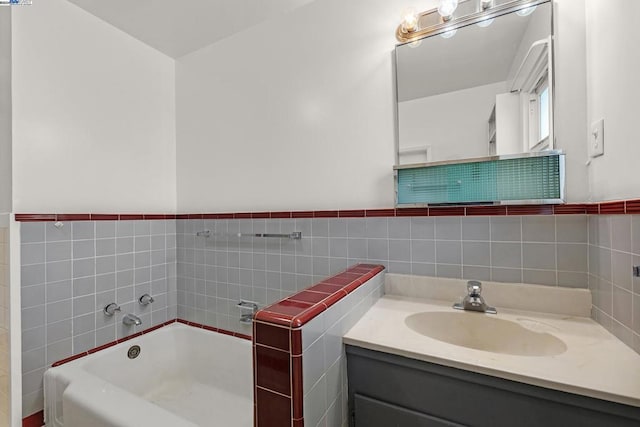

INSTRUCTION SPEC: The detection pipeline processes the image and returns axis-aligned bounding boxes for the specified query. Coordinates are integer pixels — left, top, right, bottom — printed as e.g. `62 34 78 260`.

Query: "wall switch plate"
634 266 640 278
589 119 604 158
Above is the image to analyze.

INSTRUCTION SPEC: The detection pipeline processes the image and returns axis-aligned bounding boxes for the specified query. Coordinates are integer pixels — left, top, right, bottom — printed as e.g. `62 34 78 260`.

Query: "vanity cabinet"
346 345 640 427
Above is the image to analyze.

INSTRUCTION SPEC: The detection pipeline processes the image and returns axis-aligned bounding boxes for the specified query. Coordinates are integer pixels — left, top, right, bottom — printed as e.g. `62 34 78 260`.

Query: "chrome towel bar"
195 230 302 240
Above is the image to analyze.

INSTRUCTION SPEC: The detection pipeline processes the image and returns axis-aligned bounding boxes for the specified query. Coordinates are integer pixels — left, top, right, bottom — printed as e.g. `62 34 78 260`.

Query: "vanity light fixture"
396 0 545 43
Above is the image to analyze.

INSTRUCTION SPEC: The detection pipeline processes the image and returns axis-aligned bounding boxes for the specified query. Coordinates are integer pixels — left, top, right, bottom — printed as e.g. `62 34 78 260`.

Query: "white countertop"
343 295 640 408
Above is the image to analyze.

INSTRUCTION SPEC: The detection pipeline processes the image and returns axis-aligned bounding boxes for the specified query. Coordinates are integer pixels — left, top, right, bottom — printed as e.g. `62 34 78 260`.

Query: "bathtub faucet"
123 313 142 326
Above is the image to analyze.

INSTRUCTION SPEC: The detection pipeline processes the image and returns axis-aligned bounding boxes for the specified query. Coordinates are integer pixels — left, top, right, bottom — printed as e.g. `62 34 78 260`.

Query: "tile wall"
20 220 177 417
300 271 384 427
0 223 9 427
176 215 589 335
588 215 640 354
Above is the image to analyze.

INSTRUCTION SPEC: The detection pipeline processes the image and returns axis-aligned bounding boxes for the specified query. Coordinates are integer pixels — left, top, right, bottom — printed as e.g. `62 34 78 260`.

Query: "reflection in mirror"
396 2 553 165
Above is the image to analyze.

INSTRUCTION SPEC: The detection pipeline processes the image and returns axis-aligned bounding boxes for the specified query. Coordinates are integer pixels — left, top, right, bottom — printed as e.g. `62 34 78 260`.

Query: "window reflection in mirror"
395 1 553 165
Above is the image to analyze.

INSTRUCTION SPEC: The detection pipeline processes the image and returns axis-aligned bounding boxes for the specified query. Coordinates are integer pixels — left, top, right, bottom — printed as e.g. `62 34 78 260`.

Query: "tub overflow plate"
127 345 141 359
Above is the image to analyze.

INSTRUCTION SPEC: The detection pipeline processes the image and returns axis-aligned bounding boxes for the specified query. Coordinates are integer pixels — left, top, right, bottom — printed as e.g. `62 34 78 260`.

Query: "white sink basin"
405 311 567 356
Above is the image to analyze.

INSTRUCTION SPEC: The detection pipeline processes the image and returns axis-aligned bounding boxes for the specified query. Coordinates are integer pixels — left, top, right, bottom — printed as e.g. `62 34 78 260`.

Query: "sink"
405 311 567 356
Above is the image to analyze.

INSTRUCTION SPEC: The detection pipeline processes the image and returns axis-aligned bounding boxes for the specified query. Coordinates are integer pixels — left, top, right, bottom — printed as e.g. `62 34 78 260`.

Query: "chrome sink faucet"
453 281 497 314
123 313 142 326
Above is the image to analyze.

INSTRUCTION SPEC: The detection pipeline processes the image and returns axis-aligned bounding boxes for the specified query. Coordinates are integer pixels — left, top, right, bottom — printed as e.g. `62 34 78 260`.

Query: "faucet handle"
467 280 482 296
104 303 121 316
139 294 154 306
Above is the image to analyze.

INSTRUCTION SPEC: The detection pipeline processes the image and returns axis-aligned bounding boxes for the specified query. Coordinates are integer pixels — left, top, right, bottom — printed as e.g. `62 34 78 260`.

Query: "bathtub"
44 323 253 427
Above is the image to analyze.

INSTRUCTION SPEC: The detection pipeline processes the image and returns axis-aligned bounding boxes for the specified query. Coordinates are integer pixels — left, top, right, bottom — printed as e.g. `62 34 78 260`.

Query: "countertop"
343 295 640 408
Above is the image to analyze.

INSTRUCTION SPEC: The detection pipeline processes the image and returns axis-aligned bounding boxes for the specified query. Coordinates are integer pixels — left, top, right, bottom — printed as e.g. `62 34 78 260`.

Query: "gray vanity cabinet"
346 345 640 427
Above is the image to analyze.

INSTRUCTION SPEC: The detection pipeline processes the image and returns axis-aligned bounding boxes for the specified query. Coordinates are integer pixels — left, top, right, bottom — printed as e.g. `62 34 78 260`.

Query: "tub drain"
127 345 141 359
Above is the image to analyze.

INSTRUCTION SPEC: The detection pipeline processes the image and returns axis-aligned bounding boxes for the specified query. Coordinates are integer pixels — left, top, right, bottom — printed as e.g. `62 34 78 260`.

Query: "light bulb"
401 7 419 32
440 28 457 39
438 0 459 20
516 5 537 16
476 17 494 27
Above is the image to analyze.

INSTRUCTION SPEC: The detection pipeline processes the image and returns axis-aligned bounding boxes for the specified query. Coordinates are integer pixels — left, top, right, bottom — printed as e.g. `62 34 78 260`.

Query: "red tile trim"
428 207 466 216
50 319 248 368
599 201 626 214
507 205 554 215
22 410 44 427
17 201 640 223
466 205 507 216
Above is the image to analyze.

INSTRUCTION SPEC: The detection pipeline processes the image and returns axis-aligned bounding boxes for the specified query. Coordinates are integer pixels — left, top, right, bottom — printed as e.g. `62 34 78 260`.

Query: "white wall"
176 0 400 212
0 8 11 214
553 0 589 202
398 81 506 162
585 0 640 201
11 0 176 213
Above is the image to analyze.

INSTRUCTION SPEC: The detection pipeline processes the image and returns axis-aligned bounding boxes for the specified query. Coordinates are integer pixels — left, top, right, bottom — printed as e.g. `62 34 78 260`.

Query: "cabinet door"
354 394 465 427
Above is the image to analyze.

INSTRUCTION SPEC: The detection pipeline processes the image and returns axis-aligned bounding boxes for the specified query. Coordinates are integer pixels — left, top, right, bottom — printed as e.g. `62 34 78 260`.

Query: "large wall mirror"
395 1 553 165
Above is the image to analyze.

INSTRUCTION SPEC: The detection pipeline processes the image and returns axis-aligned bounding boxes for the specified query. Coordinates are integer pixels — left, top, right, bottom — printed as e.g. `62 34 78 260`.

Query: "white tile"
303 335 326 395
303 376 327 427
302 312 326 351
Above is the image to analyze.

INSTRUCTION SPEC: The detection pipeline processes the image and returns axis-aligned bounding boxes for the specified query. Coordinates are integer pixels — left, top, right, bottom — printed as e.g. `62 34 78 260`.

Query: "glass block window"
396 154 563 205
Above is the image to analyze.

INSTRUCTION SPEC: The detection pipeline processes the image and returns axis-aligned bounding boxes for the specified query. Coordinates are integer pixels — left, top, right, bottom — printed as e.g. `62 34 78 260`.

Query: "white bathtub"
44 323 253 427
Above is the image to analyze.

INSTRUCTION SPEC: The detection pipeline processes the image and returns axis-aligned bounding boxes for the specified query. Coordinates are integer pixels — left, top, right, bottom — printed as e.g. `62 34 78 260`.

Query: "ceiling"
67 0 314 58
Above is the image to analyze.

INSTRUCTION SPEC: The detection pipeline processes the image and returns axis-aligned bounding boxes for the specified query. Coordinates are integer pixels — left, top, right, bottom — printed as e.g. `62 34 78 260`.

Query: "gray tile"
633 293 640 335
328 219 347 238
557 272 588 289
611 321 634 350
436 241 461 264
389 239 410 262
73 240 95 259
73 295 95 316
312 257 330 277
329 238 347 258
21 243 45 265
597 216 611 249
491 267 522 283
96 238 116 256
556 244 588 272
22 306 45 331
96 273 116 292
73 313 95 336
116 253 134 271
347 239 367 259
411 240 435 263
312 238 329 257
296 256 313 275
22 326 45 352
22 347 45 373
346 219 365 238
73 331 96 353
411 262 435 276
410 218 434 239
523 269 556 286
72 222 95 240
150 220 166 236
633 215 640 255
117 221 135 237
47 261 72 282
612 286 632 328
22 284 45 308
597 278 613 315
522 243 556 270
435 217 461 241
589 216 599 245
589 245 600 277
365 218 388 239
22 263 45 287
73 258 95 279
134 221 150 236
134 267 151 284
96 221 116 239
367 238 393 263
47 319 72 344
46 241 72 262
21 222 45 243
462 242 490 267
556 215 588 243
611 215 632 253
45 223 71 242
462 266 491 281
388 218 410 239
611 251 633 290
387 261 412 274
73 276 95 297
46 299 72 323
436 264 462 279
598 247 612 282
522 216 555 243
491 217 521 242
135 252 151 268
96 255 116 275
46 339 72 365
116 237 134 254
46 280 71 303
461 217 490 241
135 236 151 252
491 243 522 269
